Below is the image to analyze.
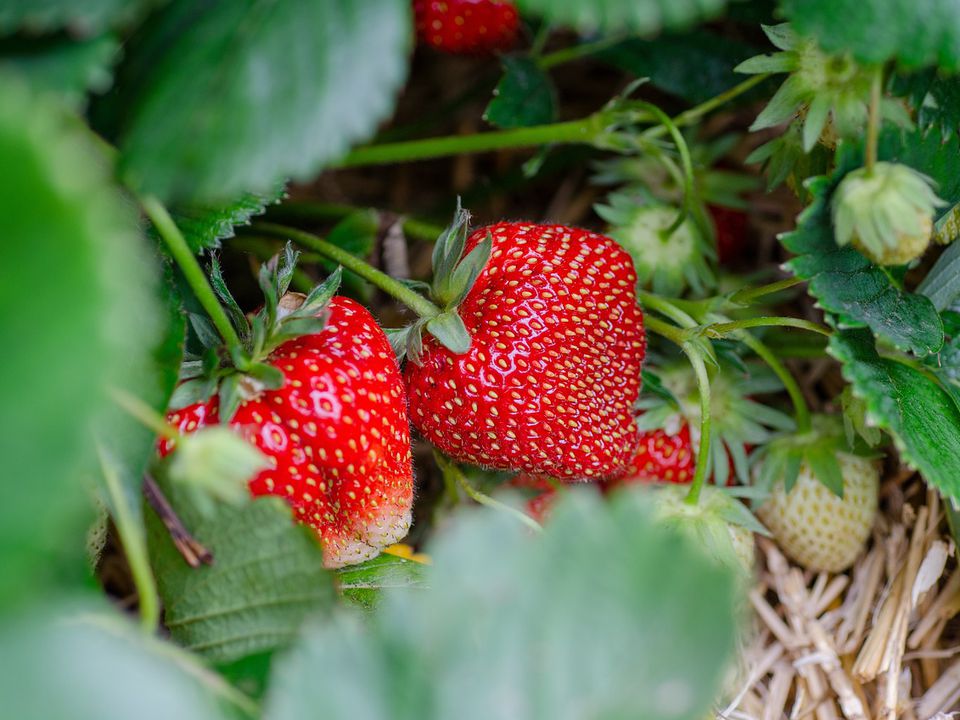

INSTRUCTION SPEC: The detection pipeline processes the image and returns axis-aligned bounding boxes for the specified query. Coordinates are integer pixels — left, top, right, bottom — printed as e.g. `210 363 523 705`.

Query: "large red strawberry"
160 252 414 569
413 0 520 54
405 220 646 480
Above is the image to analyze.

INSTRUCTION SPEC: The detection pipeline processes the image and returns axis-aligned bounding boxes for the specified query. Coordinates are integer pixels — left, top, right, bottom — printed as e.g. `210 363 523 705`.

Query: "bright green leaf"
782 0 960 71
485 56 557 129
266 489 740 720
115 0 411 202
0 75 163 610
146 482 335 664
514 0 727 35
830 329 960 499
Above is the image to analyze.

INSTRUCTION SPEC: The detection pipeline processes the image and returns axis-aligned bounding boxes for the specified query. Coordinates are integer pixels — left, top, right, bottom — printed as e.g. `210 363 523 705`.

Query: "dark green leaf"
0 603 235 720
781 157 943 356
266 489 739 720
0 34 118 108
878 125 960 222
0 0 159 34
115 0 411 202
147 482 335 664
514 0 727 35
830 329 960 499
0 75 164 610
336 553 429 611
175 185 286 253
918 240 960 310
782 0 960 71
892 69 960 137
600 31 767 104
484 56 557 129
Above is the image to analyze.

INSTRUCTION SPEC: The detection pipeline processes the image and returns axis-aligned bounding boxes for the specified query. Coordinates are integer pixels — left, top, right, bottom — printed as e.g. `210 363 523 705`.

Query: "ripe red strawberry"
622 425 697 485
406 221 646 480
708 204 749 266
413 0 520 54
161 292 414 569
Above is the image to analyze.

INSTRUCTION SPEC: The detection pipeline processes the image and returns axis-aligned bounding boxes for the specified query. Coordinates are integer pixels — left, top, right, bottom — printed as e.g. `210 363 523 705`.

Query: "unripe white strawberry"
757 453 878 573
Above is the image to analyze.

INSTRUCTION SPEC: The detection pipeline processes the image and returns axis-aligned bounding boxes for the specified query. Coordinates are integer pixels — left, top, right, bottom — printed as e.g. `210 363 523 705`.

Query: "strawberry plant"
6 0 960 718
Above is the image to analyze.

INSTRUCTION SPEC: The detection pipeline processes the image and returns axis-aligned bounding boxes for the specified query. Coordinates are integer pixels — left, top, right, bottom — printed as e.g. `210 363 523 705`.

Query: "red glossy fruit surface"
413 0 520 54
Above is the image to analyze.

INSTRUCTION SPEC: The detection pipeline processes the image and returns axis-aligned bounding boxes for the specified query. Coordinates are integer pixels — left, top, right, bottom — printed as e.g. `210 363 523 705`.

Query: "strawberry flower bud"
832 162 944 265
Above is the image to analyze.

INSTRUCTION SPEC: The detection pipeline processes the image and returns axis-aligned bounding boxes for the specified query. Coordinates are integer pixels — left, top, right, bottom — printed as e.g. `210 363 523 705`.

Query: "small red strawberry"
161 252 414 569
509 473 559 522
405 220 647 481
708 204 749 266
413 0 520 55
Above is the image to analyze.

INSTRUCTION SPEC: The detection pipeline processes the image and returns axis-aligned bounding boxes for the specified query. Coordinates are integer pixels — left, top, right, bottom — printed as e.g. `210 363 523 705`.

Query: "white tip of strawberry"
321 505 413 570
758 453 878 573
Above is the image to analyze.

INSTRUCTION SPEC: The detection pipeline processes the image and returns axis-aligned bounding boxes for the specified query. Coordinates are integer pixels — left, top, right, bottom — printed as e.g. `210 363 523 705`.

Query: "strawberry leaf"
484 56 557 129
514 0 728 35
782 0 960 71
112 0 411 203
781 155 943 356
0 0 158 33
336 553 429 611
265 489 739 720
830 329 960 500
147 482 336 665
173 184 286 253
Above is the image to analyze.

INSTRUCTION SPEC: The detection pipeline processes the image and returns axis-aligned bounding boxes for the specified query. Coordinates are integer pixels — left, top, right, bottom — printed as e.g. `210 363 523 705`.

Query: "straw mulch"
719 472 960 720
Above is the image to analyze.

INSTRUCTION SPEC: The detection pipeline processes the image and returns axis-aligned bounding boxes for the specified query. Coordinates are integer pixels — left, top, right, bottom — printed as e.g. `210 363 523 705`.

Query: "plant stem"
337 116 604 168
250 222 442 319
141 196 244 354
633 101 696 235
538 34 627 69
434 452 542 533
738 331 812 433
97 445 159 634
698 316 831 338
645 74 770 141
865 66 883 175
727 276 805 306
110 387 178 441
645 315 687 346
682 347 712 506
637 289 699 328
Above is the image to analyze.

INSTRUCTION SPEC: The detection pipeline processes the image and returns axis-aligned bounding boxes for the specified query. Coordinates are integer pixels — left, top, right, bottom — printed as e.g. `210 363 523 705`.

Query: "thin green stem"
249 222 442 319
637 289 699 328
142 196 244 354
644 315 686 346
865 66 883 175
434 452 542 533
727 276 805 306
738 331 811 433
265 201 445 243
538 34 627 69
529 21 553 57
697 316 832 338
110 387 177 441
682 347 712 506
336 116 604 168
97 445 159 634
644 74 770 141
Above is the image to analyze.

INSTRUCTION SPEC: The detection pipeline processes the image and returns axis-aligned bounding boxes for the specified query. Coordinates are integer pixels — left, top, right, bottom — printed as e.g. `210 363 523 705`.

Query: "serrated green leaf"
782 0 960 71
266 489 739 720
485 56 557 129
830 329 960 499
174 185 286 253
601 30 767 104
0 0 159 33
336 553 429 611
0 34 119 108
515 0 727 35
0 602 235 720
0 75 164 610
114 0 411 202
147 482 335 665
781 160 943 356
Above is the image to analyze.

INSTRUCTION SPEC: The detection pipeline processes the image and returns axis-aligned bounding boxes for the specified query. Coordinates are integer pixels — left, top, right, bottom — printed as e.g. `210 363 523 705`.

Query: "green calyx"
391 200 490 364
752 414 879 498
171 243 342 421
596 193 715 297
738 24 911 154
832 162 944 265
637 360 795 486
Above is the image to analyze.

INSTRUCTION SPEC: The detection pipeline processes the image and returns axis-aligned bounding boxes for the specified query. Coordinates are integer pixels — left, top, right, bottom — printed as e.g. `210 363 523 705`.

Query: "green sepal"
177 359 205 382
246 362 285 391
292 266 342 318
208 254 248 339
437 233 492 308
168 376 218 410
385 320 427 365
430 200 472 293
639 369 678 406
188 312 221 350
426 312 471 355
218 374 244 424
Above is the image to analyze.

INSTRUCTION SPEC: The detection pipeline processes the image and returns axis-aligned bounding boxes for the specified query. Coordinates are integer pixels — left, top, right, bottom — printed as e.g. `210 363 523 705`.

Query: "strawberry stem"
695 316 831 338
141 196 245 356
250 222 443 320
537 35 627 68
739 331 812 434
727 277 805 306
865 65 883 176
682 347 712 506
644 315 687 346
97 445 160 634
